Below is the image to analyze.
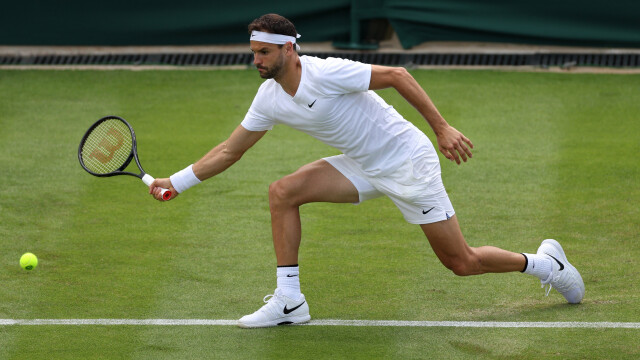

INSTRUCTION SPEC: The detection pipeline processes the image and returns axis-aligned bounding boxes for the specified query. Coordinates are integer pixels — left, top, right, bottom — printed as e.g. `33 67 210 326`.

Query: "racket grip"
142 174 172 200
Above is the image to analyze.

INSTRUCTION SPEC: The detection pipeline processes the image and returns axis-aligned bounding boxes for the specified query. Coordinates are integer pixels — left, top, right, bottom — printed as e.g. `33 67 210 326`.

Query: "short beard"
257 53 285 79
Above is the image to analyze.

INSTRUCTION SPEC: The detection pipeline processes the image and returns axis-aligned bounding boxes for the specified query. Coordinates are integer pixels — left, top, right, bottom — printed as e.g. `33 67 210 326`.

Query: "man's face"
250 42 286 79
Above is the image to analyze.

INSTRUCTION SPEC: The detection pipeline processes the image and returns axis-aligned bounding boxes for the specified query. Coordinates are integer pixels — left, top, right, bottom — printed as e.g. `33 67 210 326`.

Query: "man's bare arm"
369 65 473 164
193 125 267 180
150 125 266 200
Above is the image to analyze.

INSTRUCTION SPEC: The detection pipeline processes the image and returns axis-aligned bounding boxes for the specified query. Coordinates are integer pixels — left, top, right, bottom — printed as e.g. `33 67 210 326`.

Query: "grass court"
0 68 639 359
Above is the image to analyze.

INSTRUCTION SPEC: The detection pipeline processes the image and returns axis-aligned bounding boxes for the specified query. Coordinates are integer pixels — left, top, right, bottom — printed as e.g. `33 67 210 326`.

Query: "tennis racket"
78 115 171 200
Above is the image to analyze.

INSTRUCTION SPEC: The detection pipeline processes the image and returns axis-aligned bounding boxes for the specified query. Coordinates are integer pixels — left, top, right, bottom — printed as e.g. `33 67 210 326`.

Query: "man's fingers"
442 143 473 165
451 148 462 164
458 140 472 160
442 145 461 164
457 145 468 163
152 187 163 201
147 178 176 201
462 135 474 149
149 185 167 201
438 126 474 165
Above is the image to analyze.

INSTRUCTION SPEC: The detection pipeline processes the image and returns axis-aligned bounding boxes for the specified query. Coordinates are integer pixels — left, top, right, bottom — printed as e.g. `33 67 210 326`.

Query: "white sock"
276 265 301 300
521 253 552 280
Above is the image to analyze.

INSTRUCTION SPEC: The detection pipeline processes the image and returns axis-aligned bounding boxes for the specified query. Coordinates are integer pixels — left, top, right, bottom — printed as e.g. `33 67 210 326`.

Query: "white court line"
1 319 639 328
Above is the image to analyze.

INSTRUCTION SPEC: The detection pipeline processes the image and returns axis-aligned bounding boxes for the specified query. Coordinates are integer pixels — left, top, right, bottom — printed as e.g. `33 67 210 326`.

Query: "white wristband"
170 164 201 194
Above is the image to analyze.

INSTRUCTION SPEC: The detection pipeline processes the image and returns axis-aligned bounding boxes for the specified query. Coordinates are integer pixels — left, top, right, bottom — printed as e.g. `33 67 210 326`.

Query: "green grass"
0 69 639 359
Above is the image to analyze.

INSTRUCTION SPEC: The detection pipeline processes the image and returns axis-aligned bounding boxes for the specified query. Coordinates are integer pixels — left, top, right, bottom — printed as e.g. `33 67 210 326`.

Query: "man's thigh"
278 159 361 204
323 155 384 204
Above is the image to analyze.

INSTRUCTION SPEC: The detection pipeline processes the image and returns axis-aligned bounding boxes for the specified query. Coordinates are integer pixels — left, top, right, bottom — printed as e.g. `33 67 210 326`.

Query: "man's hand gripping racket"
78 115 173 200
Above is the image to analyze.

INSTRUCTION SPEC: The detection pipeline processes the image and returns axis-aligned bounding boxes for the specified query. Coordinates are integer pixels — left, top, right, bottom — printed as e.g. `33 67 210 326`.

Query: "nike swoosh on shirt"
308 99 317 108
283 301 306 314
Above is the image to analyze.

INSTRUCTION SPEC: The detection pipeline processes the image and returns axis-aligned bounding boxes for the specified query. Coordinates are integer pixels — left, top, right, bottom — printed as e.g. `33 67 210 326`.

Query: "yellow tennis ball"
20 253 38 270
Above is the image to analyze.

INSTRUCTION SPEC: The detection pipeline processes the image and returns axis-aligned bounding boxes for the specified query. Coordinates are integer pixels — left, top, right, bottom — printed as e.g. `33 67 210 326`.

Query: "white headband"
250 30 301 51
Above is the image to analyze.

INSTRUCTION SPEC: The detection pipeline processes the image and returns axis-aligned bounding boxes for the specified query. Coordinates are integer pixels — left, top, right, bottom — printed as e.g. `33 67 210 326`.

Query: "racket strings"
81 119 133 174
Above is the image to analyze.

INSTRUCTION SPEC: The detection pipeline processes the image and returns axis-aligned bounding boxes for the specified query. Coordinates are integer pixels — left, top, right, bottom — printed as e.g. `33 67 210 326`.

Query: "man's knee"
269 179 288 203
269 177 300 208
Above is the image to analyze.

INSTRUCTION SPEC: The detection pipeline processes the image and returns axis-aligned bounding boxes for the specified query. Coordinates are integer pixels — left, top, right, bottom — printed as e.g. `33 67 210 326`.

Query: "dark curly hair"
248 13 298 39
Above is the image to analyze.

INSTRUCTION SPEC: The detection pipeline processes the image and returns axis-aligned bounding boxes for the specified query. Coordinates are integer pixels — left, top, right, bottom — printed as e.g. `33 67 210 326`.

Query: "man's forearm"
393 69 450 136
193 142 243 181
191 125 267 181
387 67 473 164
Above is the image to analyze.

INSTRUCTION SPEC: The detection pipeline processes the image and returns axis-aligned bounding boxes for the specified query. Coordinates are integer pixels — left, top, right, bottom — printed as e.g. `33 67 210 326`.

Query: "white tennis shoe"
237 289 310 328
537 239 585 304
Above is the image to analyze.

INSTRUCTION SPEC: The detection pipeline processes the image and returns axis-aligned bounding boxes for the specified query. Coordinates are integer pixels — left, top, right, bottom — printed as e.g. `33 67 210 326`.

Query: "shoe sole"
237 314 311 329
540 239 585 303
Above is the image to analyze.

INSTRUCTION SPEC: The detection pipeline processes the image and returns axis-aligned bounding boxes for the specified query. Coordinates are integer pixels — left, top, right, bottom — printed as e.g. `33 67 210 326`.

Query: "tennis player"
150 14 585 328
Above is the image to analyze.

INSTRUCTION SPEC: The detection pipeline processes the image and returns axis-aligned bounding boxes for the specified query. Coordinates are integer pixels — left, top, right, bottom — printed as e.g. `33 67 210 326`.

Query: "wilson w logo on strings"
90 127 126 163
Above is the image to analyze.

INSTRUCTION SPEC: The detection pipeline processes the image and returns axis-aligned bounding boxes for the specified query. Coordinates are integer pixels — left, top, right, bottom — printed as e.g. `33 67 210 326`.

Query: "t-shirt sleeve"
241 84 275 131
320 57 371 94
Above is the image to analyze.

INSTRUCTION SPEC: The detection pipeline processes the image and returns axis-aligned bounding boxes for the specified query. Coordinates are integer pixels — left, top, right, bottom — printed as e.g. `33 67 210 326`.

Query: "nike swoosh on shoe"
283 301 306 314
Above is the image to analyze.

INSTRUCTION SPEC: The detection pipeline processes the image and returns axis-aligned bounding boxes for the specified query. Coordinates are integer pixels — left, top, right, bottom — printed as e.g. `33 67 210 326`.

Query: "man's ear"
285 41 295 54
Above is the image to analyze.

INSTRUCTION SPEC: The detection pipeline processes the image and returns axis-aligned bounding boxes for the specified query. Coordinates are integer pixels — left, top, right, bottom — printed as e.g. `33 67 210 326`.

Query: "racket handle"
142 174 172 200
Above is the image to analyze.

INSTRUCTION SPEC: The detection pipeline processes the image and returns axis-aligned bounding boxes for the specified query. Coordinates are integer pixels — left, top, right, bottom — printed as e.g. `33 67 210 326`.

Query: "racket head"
78 115 139 177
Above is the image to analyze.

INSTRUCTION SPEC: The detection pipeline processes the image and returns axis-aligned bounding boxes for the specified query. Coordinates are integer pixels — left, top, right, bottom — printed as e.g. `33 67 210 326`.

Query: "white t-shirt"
241 55 428 176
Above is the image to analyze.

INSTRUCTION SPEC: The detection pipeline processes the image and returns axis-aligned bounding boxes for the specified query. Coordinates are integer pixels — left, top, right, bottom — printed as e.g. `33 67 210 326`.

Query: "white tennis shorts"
324 141 454 225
